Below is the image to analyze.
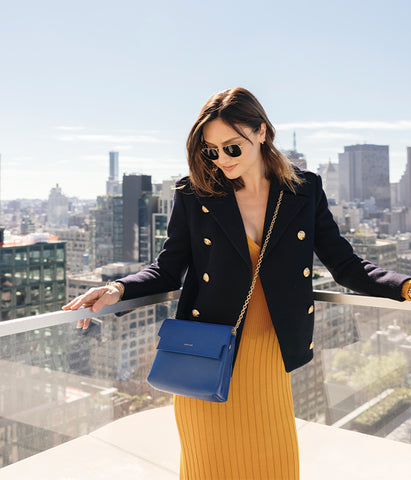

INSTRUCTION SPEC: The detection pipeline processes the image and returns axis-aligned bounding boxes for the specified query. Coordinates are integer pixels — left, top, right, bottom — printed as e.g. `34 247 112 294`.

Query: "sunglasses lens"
201 148 219 161
224 144 242 157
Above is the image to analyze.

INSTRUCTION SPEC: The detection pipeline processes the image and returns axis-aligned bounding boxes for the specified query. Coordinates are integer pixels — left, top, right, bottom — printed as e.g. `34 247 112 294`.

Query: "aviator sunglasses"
201 142 244 161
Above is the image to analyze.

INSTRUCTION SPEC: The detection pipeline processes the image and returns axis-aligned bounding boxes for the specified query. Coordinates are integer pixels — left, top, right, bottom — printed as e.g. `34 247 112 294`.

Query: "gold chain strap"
232 190 284 335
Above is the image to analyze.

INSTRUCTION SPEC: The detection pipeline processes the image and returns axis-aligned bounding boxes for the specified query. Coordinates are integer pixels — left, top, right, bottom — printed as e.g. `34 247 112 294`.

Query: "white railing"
1 289 411 338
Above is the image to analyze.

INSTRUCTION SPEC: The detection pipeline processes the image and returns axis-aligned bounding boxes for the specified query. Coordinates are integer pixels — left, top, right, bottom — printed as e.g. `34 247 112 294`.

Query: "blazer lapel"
195 188 252 271
194 176 309 268
262 177 309 258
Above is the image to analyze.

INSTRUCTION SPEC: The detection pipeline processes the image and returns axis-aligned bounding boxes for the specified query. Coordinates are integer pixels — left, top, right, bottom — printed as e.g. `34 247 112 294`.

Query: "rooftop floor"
2 405 410 479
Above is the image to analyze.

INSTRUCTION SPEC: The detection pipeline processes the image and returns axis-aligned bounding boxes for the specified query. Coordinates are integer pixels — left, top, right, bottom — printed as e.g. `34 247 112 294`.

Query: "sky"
0 0 410 200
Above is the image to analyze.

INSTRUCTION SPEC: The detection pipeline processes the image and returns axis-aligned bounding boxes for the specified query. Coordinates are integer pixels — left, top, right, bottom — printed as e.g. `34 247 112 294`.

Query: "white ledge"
1 405 410 479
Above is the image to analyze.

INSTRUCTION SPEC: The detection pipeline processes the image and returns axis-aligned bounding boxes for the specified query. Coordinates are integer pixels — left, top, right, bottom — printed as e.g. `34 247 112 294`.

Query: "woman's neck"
240 174 270 195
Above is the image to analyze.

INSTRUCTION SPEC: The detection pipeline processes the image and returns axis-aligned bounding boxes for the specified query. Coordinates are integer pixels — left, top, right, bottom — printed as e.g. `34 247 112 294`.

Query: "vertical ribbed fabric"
174 236 300 480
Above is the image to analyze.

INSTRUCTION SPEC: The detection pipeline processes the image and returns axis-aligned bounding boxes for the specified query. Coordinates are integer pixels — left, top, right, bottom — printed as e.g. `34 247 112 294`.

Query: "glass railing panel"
292 300 411 445
0 296 178 468
1 291 410 469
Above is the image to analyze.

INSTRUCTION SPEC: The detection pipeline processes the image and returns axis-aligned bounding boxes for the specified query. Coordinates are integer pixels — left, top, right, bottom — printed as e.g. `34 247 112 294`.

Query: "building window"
29 249 41 264
43 268 53 282
15 288 26 306
56 247 65 262
56 267 64 281
0 251 13 266
30 286 40 302
14 268 27 286
43 247 55 263
1 289 12 308
43 285 53 301
29 268 41 282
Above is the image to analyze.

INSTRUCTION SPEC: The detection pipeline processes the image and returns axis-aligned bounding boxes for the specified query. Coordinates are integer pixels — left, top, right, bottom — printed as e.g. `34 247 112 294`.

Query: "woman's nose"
218 151 234 164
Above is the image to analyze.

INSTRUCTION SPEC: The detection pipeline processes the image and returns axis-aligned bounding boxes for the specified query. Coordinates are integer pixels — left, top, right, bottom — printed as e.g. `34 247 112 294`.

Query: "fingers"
63 286 122 330
62 288 100 311
77 318 91 330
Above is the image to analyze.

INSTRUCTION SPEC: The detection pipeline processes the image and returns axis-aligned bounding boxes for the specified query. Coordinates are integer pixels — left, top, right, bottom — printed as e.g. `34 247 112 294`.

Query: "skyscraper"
106 152 121 196
398 147 411 207
338 144 391 210
122 174 157 263
109 151 119 181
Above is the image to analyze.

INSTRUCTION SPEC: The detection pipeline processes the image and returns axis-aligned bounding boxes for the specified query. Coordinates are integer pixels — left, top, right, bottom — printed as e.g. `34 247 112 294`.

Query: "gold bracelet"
106 281 125 300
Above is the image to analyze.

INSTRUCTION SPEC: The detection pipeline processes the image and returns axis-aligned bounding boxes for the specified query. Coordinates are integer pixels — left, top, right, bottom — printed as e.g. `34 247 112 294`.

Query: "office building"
52 227 89 274
345 230 398 271
47 184 69 228
152 178 177 259
122 174 157 264
0 232 66 321
318 161 339 203
398 147 411 207
89 195 123 269
338 144 390 210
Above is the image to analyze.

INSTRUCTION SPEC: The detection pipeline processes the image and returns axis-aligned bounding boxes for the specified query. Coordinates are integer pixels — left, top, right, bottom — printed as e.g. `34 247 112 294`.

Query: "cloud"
57 133 166 144
54 126 87 131
112 145 134 150
303 131 363 142
277 120 411 131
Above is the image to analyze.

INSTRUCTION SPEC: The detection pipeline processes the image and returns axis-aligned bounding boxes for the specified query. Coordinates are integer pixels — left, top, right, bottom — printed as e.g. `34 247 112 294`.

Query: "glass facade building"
0 241 66 322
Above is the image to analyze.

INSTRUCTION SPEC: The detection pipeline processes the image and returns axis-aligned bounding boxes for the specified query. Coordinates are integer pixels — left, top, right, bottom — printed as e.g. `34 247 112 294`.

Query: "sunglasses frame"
201 140 246 162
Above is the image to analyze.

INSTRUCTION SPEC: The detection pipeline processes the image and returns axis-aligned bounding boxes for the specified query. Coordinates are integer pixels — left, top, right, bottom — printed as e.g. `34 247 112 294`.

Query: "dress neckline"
246 235 261 249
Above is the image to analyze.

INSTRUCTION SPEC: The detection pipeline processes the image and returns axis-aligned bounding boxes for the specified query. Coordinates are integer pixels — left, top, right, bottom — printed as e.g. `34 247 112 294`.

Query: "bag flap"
157 318 235 359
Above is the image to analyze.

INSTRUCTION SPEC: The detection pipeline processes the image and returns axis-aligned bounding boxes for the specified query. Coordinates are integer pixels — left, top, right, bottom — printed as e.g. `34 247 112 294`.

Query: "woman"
64 88 411 480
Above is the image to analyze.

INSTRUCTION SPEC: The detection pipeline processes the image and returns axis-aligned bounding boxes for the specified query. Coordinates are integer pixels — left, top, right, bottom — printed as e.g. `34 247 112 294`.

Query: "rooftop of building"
0 232 64 248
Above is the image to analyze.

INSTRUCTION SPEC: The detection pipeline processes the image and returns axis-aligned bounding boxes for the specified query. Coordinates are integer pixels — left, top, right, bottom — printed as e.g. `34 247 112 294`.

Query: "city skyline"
1 0 410 199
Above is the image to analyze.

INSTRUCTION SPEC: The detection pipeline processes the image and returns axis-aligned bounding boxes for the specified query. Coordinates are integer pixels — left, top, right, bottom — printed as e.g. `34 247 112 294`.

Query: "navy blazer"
118 169 410 372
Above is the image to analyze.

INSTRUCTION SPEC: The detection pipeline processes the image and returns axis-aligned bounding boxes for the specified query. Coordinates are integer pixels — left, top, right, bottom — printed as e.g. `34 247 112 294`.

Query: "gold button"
203 273 210 283
202 206 209 213
192 309 200 317
308 305 314 314
297 230 306 240
303 267 311 277
309 341 314 350
203 238 212 246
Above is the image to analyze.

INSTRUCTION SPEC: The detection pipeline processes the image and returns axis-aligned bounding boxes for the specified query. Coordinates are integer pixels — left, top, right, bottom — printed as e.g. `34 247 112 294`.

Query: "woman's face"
202 118 266 181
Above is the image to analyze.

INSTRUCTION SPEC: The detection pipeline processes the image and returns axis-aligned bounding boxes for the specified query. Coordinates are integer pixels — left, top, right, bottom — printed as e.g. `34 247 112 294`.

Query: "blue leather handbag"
147 191 283 402
147 319 236 401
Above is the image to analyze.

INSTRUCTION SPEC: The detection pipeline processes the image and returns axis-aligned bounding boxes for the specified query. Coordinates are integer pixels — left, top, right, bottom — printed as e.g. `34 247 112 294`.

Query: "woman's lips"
222 165 237 172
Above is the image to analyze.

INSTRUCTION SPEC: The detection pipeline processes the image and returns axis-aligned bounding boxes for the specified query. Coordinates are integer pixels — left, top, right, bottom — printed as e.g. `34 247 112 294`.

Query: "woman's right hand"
62 283 123 329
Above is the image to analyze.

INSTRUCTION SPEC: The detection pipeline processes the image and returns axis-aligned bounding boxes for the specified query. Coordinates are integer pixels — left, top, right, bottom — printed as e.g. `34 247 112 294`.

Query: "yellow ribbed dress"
174 236 300 480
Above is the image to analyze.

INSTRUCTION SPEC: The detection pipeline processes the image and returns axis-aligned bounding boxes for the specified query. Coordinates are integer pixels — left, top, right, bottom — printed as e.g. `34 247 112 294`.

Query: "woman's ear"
259 123 267 143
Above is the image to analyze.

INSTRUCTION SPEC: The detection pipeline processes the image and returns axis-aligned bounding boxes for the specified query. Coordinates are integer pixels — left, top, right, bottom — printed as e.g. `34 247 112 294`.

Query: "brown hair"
186 87 303 196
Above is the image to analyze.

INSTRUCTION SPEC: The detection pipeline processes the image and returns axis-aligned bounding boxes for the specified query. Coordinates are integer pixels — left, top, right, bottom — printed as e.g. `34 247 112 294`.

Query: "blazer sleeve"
117 183 191 300
313 174 410 301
